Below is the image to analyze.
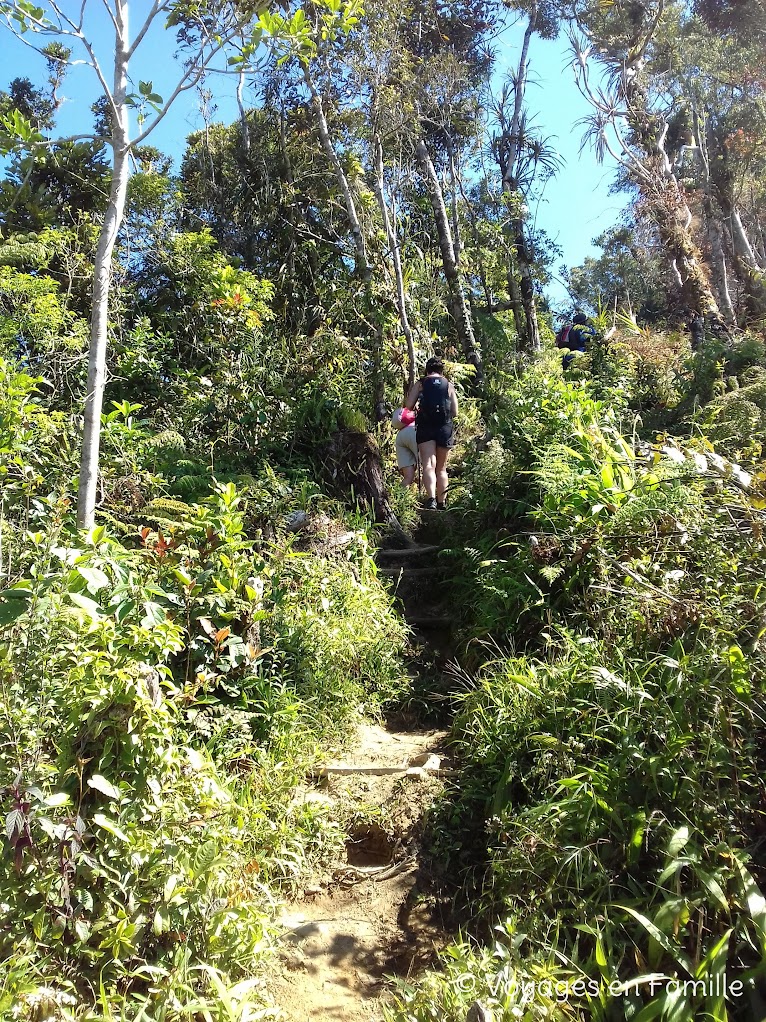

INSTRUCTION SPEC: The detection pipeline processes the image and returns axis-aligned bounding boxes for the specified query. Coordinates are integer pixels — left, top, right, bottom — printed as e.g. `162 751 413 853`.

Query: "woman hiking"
405 356 458 510
391 405 418 486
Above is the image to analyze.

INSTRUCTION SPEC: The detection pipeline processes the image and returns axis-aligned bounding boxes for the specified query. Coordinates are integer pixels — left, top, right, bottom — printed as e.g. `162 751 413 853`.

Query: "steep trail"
268 513 458 1022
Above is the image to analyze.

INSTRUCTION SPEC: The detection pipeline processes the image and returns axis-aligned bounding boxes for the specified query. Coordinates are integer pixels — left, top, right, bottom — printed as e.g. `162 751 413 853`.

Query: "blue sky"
0 7 624 310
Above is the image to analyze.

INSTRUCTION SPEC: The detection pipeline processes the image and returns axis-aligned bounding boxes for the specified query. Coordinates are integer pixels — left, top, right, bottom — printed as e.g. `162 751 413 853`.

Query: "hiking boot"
423 497 437 511
436 500 447 511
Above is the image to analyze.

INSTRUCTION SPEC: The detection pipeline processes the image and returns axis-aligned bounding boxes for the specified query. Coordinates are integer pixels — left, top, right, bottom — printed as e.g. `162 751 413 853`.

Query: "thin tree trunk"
505 189 540 353
77 2 130 530
707 216 736 325
372 135 416 389
414 137 482 382
506 251 525 341
498 5 540 353
729 206 763 271
724 205 766 319
444 134 461 266
237 68 250 155
303 61 384 410
302 62 370 281
718 200 766 320
694 110 736 324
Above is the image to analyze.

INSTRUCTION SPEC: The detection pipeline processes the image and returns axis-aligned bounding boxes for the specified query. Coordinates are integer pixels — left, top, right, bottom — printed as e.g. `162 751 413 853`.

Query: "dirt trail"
270 724 451 1022
269 524 455 1022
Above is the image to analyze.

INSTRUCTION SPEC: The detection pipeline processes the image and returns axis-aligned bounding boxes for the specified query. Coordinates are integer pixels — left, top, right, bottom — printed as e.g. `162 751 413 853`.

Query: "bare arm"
405 381 422 411
449 383 458 418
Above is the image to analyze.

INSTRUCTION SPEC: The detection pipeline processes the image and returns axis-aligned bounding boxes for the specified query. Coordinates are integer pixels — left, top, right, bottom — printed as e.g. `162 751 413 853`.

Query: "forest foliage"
0 0 765 1020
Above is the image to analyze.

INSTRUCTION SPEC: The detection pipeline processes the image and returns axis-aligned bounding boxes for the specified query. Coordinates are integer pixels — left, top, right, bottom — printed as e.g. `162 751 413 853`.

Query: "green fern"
144 497 195 526
94 510 135 535
170 474 211 498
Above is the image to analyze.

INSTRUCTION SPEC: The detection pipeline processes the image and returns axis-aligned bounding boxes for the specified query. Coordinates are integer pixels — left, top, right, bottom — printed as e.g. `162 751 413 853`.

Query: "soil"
269 725 452 1022
268 527 457 1022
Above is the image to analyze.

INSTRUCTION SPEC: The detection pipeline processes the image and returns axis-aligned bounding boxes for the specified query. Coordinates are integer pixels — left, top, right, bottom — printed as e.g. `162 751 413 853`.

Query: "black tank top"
418 375 451 429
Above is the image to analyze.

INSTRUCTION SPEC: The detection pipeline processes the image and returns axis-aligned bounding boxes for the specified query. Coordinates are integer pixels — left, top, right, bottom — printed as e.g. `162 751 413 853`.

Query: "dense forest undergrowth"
4 313 766 1022
1 0 766 1019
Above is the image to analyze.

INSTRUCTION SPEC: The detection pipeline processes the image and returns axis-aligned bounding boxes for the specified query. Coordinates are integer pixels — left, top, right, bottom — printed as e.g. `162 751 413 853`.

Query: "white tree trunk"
373 136 416 389
302 61 370 280
729 207 763 271
415 137 482 381
77 2 130 530
707 216 736 325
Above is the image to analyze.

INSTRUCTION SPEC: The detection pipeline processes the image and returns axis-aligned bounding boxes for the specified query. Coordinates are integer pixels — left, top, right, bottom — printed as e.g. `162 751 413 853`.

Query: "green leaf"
0 592 29 626
619 906 693 976
192 840 219 880
77 566 110 593
113 599 136 623
153 905 170 935
69 592 105 621
92 813 130 843
697 870 730 913
667 825 691 858
139 80 152 96
32 906 46 940
44 792 71 808
734 860 766 951
87 775 121 800
141 601 167 628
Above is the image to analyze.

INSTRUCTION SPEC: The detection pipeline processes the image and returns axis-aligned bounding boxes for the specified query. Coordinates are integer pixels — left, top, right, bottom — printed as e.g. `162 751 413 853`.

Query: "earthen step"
376 545 441 559
378 566 446 577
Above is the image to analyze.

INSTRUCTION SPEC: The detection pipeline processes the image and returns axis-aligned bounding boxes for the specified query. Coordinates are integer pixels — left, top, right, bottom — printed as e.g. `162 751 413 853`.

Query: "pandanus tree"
491 0 560 354
0 0 268 529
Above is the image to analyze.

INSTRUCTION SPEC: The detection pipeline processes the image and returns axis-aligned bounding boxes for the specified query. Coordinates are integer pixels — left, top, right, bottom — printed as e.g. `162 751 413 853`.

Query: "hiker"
405 356 458 510
392 405 418 486
557 311 596 369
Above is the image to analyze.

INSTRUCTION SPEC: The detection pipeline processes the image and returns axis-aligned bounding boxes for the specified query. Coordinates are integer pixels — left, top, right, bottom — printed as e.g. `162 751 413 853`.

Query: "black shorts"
416 422 455 449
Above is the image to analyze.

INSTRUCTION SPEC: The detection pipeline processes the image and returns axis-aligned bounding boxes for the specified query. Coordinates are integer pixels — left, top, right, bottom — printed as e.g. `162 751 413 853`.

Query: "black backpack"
419 376 450 427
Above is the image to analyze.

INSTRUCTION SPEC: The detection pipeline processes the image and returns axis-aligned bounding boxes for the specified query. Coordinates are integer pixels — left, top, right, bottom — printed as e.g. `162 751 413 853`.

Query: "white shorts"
395 425 418 469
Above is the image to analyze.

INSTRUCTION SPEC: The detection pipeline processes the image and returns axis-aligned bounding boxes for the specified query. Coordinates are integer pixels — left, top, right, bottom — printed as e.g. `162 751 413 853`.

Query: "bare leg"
400 465 415 486
435 445 451 503
419 441 437 499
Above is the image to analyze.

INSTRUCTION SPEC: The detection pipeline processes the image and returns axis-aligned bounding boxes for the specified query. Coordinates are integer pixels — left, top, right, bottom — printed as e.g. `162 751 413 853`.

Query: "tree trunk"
618 71 722 325
707 214 736 325
303 62 370 281
505 189 540 353
77 2 130 530
326 431 399 527
719 200 766 319
414 137 482 382
650 188 721 318
444 134 461 265
497 6 540 353
693 111 736 325
372 135 416 389
506 250 525 341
